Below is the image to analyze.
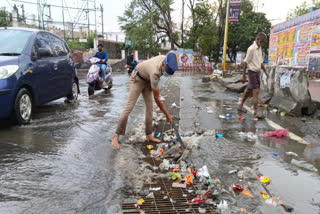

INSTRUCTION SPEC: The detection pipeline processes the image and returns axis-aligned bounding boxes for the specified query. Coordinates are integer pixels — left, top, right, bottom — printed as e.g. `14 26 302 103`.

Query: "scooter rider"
93 44 109 87
111 51 178 150
127 52 136 68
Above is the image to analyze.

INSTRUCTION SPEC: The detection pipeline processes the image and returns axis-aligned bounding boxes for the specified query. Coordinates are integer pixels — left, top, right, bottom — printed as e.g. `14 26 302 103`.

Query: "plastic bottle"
291 159 318 172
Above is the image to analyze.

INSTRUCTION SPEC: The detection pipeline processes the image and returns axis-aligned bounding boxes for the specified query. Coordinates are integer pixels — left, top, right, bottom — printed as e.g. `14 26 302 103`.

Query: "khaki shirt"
244 41 264 72
136 55 166 89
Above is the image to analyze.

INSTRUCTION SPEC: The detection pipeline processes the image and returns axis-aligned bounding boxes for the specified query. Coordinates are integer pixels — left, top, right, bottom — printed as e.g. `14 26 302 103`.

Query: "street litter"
172 172 182 180
160 96 165 101
206 107 214 114
286 152 298 157
258 190 270 199
272 109 278 113
258 175 271 184
217 200 228 210
280 112 287 117
226 108 232 111
273 153 278 157
232 184 244 192
172 182 187 188
198 165 210 178
239 132 257 141
291 159 318 172
229 169 238 174
188 190 213 205
198 207 206 213
146 192 155 199
264 129 289 138
172 136 178 142
146 145 153 150
241 186 254 197
238 116 244 120
216 134 224 138
135 198 145 208
259 104 268 107
219 115 226 119
185 175 194 185
237 167 257 179
173 115 180 120
226 113 232 118
149 187 161 191
157 133 161 138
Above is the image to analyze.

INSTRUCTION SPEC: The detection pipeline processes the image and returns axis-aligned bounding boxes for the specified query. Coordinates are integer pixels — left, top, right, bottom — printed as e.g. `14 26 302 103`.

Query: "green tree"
227 0 271 62
0 7 9 27
287 0 320 20
184 0 219 61
119 0 179 56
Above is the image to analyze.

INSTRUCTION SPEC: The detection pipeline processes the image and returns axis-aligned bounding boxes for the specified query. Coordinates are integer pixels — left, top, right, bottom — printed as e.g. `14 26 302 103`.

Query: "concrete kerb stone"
263 66 315 116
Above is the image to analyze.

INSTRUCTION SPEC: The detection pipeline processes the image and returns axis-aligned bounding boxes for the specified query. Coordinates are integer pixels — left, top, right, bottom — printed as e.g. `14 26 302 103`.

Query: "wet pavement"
0 72 319 214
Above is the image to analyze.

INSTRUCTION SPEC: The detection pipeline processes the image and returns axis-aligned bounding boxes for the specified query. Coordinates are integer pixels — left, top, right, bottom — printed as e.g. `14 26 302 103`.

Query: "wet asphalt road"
0 72 319 214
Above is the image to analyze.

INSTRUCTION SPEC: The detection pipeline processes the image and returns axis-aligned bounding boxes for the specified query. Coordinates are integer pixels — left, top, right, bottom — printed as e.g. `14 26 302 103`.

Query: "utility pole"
21 4 25 23
223 0 230 73
94 0 97 34
87 0 90 37
62 0 65 39
181 0 185 47
100 4 104 37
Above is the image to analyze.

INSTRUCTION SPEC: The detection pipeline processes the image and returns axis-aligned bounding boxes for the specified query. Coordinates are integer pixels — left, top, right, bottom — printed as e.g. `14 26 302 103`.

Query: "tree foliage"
119 0 271 62
228 0 271 62
287 0 320 20
0 7 9 27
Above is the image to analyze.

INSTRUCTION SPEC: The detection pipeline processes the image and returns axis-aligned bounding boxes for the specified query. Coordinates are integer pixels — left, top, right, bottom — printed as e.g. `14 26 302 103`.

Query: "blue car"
0 27 79 125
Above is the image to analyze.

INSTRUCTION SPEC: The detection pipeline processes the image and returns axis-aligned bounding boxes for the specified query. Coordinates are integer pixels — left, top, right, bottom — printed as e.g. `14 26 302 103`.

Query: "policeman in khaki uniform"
112 52 178 150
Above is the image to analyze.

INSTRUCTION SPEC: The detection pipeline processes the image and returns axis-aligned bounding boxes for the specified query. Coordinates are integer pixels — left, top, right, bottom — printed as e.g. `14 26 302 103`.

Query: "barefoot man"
111 52 178 149
239 32 269 115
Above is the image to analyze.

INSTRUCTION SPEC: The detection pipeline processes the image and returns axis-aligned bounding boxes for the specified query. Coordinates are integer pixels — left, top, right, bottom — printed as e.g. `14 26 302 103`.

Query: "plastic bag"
264 129 289 138
198 165 210 178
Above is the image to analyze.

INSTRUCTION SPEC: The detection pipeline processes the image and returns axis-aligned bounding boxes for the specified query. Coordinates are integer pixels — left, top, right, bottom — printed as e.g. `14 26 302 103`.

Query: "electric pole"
87 0 90 36
94 0 97 34
100 4 104 37
181 0 185 47
62 0 65 39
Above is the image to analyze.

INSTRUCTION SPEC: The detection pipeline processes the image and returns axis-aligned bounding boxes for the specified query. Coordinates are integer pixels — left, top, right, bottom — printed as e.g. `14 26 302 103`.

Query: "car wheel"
67 81 79 101
88 84 95 96
14 88 32 125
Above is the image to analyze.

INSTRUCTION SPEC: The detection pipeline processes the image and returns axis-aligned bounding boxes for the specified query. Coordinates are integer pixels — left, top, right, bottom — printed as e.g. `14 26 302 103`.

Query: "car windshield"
0 30 32 55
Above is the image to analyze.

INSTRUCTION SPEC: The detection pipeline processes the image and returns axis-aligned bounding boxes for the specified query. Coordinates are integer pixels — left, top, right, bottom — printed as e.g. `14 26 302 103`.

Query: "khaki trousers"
116 74 153 135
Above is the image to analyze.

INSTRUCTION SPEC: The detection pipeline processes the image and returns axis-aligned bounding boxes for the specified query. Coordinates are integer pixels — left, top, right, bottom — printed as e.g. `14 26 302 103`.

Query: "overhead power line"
12 0 96 11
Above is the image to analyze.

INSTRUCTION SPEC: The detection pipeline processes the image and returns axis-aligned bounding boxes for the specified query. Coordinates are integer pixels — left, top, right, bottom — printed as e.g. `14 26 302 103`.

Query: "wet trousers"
115 74 153 135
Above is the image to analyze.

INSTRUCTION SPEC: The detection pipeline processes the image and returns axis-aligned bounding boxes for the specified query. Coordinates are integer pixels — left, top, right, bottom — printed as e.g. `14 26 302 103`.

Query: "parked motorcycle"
87 57 112 96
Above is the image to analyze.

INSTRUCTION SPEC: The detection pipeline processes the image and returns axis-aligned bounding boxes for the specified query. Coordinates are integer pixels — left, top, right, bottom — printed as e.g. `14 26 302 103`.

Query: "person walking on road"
111 51 178 150
93 44 109 87
238 32 269 115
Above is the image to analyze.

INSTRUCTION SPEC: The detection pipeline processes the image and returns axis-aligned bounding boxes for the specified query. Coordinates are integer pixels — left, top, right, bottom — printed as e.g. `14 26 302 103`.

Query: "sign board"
236 52 245 65
229 0 241 22
79 39 87 43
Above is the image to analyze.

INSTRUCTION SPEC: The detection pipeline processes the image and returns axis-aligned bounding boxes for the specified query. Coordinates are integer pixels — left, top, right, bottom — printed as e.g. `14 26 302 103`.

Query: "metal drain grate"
122 156 218 214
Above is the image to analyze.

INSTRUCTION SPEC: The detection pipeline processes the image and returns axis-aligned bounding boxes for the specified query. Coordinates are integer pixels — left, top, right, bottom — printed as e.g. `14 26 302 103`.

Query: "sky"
0 0 316 35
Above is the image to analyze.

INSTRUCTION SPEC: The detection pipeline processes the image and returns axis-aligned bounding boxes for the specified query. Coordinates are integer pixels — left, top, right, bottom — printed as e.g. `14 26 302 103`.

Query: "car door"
48 34 72 98
31 33 56 104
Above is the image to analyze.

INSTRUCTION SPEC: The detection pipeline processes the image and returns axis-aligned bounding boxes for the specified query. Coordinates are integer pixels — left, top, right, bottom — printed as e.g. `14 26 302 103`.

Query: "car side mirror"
38 48 51 58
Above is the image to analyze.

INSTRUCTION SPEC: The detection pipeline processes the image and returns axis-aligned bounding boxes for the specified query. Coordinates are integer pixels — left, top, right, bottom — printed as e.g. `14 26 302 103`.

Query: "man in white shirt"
239 32 269 115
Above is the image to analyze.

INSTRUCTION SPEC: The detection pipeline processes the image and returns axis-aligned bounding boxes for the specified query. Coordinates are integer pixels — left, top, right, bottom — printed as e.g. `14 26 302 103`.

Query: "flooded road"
0 73 147 214
177 73 320 214
0 72 319 214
